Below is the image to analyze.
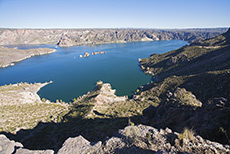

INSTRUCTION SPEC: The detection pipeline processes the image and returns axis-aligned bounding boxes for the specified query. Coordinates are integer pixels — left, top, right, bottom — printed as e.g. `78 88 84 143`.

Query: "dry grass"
178 127 195 141
0 82 68 133
0 102 68 133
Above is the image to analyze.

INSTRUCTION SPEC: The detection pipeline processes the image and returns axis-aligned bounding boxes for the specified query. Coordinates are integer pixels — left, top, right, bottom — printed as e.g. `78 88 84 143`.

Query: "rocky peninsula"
0 46 56 68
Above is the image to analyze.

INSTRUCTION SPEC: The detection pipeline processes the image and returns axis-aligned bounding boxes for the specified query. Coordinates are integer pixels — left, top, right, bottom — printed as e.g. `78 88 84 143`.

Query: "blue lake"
0 40 188 102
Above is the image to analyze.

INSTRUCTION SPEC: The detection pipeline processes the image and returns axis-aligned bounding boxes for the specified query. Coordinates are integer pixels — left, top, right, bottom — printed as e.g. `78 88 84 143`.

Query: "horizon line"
0 27 229 30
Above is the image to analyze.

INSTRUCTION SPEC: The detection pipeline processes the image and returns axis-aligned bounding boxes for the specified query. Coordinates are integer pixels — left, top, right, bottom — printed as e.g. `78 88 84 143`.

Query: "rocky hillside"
1 124 229 154
0 28 227 46
139 28 230 79
139 28 230 102
137 28 230 144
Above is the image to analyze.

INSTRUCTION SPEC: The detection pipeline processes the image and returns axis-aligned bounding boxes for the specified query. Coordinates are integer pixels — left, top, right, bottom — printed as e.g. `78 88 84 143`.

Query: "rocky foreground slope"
1 81 230 153
1 124 230 154
0 28 227 47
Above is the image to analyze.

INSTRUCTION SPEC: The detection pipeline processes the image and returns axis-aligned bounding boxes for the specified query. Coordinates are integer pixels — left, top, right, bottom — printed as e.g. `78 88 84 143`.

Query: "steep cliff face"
0 28 227 46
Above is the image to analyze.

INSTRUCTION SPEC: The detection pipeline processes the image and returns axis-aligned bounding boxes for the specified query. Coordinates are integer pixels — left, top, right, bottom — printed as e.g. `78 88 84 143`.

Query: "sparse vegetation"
0 103 67 133
220 127 230 144
125 119 139 146
178 127 195 141
0 82 68 133
146 131 152 144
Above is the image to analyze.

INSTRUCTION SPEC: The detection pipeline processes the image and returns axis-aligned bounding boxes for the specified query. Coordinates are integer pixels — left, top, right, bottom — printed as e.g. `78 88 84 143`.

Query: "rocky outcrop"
94 81 127 105
0 134 23 154
75 81 127 117
167 87 202 107
0 28 227 46
166 53 189 66
0 46 56 68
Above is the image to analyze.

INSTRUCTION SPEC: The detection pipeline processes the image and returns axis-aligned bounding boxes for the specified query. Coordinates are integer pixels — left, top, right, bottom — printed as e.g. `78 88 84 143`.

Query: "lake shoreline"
0 40 188 102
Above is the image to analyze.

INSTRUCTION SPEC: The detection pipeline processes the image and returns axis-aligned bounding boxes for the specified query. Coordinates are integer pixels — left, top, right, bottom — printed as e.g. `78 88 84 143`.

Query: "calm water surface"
0 40 188 102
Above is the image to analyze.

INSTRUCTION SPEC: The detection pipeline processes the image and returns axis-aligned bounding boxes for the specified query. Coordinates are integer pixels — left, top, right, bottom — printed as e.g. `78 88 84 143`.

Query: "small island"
80 50 106 58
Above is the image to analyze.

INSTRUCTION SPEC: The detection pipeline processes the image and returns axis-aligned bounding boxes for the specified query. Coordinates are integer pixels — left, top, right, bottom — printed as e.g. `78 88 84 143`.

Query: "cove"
0 40 188 102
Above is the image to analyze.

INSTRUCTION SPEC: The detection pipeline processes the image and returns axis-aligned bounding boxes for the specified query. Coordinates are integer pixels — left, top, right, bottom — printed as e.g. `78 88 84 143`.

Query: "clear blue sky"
0 0 229 29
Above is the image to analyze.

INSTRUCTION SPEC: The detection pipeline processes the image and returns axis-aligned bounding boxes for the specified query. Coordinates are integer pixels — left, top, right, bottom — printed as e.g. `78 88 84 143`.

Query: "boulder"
57 136 102 154
0 134 23 154
15 148 54 154
0 134 54 154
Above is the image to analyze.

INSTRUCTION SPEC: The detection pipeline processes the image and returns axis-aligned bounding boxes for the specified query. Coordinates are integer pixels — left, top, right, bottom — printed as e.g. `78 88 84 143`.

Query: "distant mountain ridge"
0 28 227 46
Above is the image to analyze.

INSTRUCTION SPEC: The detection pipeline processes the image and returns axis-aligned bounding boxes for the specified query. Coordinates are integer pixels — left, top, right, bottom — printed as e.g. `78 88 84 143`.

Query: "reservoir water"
0 40 188 102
